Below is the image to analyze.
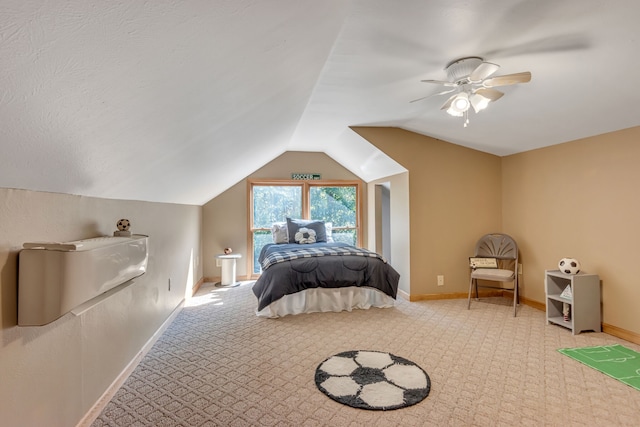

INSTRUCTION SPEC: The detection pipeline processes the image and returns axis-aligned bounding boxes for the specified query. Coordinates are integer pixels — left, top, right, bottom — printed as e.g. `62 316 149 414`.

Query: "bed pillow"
286 218 327 243
271 222 289 244
325 222 334 242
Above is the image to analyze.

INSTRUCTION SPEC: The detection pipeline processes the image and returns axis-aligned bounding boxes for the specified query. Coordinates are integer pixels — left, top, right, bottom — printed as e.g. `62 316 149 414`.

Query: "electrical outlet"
518 263 523 274
216 258 222 267
437 275 444 286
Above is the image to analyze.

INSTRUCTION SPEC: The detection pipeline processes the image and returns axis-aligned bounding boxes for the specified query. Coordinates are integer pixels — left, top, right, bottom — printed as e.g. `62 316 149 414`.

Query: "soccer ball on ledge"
117 219 131 231
558 257 581 275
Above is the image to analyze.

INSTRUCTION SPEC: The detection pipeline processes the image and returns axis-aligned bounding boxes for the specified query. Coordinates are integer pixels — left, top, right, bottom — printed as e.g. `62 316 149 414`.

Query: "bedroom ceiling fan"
412 56 531 127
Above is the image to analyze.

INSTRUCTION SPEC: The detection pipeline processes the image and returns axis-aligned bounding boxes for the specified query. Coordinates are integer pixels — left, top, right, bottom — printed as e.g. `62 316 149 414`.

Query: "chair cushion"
471 268 515 281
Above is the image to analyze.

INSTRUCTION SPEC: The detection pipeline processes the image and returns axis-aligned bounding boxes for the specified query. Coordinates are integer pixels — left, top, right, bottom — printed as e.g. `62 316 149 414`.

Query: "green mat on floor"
558 344 640 391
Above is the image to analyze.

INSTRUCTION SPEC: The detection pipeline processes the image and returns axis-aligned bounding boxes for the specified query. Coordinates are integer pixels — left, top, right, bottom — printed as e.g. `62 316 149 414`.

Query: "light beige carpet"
91 282 640 426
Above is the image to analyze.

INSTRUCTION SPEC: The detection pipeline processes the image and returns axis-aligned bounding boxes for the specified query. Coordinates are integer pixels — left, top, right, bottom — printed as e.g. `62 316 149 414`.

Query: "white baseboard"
76 300 185 427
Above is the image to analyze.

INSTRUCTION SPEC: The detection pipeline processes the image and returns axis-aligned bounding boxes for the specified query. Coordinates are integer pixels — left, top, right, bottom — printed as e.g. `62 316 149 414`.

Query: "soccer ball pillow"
558 257 581 275
117 218 131 231
295 227 317 244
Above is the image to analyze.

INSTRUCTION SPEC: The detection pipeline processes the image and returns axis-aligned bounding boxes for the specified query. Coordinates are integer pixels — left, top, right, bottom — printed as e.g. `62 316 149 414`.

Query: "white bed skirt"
255 286 395 318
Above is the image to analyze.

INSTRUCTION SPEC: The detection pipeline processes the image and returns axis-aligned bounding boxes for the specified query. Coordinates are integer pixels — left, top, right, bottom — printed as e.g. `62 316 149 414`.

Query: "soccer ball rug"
315 350 431 410
117 218 131 231
558 257 581 275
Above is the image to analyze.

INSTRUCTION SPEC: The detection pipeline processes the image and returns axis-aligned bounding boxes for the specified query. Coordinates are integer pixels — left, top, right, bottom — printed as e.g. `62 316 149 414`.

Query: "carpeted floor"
90 282 640 426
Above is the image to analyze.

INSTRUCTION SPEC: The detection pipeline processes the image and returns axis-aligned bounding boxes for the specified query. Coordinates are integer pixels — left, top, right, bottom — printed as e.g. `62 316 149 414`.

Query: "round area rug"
315 350 431 410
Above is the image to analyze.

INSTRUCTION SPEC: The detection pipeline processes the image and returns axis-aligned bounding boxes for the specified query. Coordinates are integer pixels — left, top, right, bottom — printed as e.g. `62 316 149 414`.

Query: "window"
249 179 362 276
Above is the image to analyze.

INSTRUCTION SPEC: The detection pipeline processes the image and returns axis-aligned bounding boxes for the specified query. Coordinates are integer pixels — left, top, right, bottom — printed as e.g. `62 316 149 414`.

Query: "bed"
252 218 400 318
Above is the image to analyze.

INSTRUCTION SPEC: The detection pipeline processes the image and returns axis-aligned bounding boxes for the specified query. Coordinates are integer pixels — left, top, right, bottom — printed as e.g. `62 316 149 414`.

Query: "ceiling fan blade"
410 95 430 104
483 72 531 87
410 88 456 103
469 62 500 82
483 35 589 59
433 88 457 97
474 88 504 101
420 79 456 87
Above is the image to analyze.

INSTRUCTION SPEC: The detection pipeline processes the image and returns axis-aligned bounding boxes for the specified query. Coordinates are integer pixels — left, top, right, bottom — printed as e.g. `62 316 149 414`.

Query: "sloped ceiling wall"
2 0 640 205
0 1 356 204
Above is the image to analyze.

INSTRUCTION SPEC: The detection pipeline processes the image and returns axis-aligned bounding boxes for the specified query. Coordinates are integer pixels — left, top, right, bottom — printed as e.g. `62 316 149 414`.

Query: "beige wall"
0 188 202 426
503 126 640 335
353 127 502 296
202 151 364 280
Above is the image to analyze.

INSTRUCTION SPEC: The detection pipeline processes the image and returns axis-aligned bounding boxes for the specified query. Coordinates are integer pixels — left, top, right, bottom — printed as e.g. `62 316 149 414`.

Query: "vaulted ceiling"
2 0 639 205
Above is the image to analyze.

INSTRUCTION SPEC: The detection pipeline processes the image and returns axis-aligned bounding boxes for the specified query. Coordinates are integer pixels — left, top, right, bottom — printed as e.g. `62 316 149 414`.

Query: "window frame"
247 178 363 278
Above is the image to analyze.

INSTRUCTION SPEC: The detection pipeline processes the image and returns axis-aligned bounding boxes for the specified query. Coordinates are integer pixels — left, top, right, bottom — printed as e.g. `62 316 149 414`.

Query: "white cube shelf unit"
545 270 601 335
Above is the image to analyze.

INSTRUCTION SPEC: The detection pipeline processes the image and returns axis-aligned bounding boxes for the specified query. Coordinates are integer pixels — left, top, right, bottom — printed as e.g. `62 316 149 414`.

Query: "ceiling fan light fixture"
446 107 464 117
470 93 491 113
418 56 531 127
447 92 470 116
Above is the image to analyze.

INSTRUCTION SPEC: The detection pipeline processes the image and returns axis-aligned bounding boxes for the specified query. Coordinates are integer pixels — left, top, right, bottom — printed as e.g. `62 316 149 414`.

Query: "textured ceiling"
2 0 639 205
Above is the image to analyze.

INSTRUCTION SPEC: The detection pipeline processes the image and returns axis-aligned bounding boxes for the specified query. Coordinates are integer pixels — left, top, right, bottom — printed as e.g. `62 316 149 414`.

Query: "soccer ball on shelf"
558 257 581 275
117 218 131 231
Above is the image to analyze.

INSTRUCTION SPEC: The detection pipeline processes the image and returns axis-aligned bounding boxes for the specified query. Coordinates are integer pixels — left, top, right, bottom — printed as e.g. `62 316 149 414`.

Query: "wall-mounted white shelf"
19 235 148 326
